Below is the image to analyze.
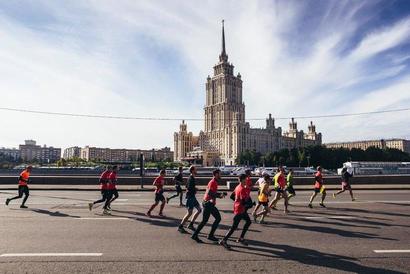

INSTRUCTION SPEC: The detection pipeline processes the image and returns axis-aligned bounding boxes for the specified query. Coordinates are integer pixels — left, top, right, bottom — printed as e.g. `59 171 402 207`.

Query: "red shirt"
245 177 252 195
204 178 218 204
99 170 111 190
153 176 165 194
277 173 286 189
107 171 117 190
233 184 249 215
314 171 323 188
18 170 30 186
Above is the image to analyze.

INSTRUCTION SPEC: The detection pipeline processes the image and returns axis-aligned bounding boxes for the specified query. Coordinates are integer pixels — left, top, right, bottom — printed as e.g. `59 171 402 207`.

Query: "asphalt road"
0 189 409 274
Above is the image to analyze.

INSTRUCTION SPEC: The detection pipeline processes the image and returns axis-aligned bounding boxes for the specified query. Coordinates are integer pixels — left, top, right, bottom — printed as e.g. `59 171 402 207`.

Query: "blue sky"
0 0 409 150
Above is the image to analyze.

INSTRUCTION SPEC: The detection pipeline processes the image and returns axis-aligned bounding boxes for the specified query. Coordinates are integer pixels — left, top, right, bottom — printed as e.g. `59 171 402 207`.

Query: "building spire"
219 19 228 62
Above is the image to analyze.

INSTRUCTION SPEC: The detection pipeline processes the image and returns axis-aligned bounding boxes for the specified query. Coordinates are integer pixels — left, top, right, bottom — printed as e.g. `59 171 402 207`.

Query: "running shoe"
332 193 336 199
178 226 188 234
319 203 326 208
88 203 93 211
179 203 185 207
352 198 356 201
158 213 165 217
218 240 231 250
5 198 10 206
103 209 111 215
187 223 196 231
146 212 152 218
166 197 170 204
107 205 112 210
207 235 219 242
20 205 28 209
191 235 204 244
308 203 313 208
236 238 248 246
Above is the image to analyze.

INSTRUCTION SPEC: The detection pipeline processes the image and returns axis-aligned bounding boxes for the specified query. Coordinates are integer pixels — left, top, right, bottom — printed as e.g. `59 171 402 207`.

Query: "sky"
0 0 410 150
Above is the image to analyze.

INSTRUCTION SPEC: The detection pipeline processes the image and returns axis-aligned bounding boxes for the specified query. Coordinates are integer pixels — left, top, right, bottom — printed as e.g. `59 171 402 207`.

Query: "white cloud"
0 0 409 150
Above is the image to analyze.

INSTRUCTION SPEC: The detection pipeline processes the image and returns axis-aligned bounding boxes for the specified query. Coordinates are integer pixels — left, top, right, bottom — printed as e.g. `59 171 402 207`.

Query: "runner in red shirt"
104 165 119 214
146 169 167 217
5 165 32 208
88 166 112 212
219 174 252 249
191 169 226 243
308 166 327 208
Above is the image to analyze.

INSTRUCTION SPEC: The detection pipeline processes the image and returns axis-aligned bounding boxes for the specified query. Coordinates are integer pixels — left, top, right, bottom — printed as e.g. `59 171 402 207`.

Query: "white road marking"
115 199 128 202
0 253 102 257
78 217 129 220
374 250 410 253
304 216 357 220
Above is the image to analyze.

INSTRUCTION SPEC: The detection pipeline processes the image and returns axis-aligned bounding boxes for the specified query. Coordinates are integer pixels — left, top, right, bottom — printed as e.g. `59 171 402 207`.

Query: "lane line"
77 217 129 220
304 216 357 220
0 253 102 257
374 250 410 253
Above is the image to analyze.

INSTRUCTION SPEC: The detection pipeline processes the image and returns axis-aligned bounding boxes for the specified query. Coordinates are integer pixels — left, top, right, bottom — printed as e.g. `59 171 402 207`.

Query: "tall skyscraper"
174 21 322 166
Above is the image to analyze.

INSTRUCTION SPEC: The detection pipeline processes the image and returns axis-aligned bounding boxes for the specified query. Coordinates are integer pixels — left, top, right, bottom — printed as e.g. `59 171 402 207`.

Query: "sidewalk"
0 184 409 191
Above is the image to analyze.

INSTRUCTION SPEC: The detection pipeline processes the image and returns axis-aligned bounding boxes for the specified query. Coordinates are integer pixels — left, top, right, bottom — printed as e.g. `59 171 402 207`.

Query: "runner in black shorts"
167 166 184 206
178 166 202 233
5 166 32 208
333 167 355 201
147 169 167 217
191 169 226 243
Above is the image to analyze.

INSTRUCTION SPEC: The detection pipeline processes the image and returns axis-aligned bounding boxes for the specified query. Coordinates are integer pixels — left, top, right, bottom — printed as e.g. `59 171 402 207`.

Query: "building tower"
203 20 245 165
173 120 194 162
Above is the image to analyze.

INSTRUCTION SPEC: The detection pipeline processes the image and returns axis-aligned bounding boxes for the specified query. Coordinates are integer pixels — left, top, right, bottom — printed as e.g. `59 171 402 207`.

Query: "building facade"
80 146 173 163
63 146 81 160
173 22 322 166
0 147 21 161
325 139 410 154
19 140 61 163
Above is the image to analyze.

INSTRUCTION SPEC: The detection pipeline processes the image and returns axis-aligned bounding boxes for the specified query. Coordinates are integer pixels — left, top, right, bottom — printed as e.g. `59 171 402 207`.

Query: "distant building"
325 139 410 154
19 140 61 163
173 22 322 166
63 146 81 159
0 147 21 161
80 146 173 163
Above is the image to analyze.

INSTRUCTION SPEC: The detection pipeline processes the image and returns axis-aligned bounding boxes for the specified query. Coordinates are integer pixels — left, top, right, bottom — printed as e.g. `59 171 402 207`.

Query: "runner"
177 165 202 233
269 166 289 214
219 174 252 249
252 173 271 224
104 165 119 214
308 166 327 208
166 166 185 206
146 169 166 217
191 169 226 243
287 168 296 202
88 165 112 211
244 169 254 210
333 167 355 201
5 165 33 208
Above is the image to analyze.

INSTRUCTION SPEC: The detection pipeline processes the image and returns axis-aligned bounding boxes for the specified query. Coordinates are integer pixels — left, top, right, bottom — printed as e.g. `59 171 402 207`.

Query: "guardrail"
0 174 409 186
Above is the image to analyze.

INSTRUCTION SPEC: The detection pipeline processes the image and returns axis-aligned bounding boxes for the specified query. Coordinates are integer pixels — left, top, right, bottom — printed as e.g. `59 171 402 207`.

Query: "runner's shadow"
229 240 404 274
263 221 397 241
31 208 81 218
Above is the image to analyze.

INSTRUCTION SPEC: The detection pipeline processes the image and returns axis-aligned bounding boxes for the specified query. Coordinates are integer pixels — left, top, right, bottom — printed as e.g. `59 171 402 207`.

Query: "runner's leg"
192 203 212 238
240 214 251 239
8 186 24 202
223 214 242 241
21 186 29 206
208 206 221 238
